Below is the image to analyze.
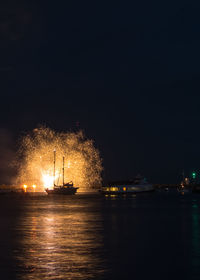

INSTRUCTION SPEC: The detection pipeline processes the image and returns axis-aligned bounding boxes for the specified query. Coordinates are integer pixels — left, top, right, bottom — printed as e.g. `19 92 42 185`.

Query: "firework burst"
16 127 103 191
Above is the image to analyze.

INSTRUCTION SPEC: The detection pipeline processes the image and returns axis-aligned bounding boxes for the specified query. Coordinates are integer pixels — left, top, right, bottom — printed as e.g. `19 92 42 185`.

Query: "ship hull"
46 187 78 195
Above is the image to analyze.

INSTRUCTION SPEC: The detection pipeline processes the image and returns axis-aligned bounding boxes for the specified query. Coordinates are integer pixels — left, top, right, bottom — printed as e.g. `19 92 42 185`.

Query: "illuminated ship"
177 172 190 193
46 181 78 195
176 171 200 193
100 175 154 195
45 151 78 195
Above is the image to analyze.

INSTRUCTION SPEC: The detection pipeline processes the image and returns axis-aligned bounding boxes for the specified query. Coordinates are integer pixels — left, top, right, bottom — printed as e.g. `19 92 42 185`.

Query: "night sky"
1 0 200 184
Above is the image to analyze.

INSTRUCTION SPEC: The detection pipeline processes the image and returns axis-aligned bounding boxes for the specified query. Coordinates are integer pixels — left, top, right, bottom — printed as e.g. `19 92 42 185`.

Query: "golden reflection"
15 198 107 280
30 216 37 240
109 194 118 200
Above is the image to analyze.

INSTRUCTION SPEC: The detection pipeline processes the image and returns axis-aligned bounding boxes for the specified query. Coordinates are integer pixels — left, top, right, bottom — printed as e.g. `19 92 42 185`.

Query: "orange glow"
16 127 103 192
42 172 58 190
32 185 36 192
23 185 27 192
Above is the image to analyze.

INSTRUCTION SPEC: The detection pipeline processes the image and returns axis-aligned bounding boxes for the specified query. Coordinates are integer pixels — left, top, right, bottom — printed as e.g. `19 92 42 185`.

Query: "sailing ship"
45 151 78 195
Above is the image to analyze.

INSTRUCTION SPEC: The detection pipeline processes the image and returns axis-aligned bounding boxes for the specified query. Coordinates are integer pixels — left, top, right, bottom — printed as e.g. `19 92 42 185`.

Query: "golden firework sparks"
16 127 103 192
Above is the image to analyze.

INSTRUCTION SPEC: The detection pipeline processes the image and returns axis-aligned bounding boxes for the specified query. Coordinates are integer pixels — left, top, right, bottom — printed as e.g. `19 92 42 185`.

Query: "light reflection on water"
11 195 108 280
1 192 200 280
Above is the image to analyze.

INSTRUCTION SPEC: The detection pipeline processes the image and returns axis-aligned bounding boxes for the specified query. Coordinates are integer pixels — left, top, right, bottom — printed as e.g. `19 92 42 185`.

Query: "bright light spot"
23 185 27 192
110 187 118 192
32 185 36 192
42 174 54 189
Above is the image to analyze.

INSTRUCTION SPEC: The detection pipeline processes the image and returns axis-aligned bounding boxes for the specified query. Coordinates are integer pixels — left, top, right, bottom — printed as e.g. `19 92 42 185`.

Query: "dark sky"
1 0 200 184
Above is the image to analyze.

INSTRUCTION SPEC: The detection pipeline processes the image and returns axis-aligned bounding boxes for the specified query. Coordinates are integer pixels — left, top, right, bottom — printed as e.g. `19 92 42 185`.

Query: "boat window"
110 187 118 192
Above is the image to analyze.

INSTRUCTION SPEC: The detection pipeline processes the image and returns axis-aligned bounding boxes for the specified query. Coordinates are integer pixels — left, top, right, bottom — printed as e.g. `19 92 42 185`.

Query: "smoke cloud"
0 129 16 184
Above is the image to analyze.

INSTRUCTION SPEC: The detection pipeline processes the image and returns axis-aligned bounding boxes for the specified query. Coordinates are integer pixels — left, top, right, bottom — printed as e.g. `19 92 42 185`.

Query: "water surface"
0 191 200 280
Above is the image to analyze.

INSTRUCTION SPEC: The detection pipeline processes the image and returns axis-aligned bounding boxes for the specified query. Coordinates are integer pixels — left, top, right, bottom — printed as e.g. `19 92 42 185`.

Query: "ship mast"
63 156 65 187
53 150 56 186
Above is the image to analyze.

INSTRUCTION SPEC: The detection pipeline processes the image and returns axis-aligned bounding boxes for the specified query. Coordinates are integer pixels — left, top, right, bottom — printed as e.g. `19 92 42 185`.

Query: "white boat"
100 176 154 195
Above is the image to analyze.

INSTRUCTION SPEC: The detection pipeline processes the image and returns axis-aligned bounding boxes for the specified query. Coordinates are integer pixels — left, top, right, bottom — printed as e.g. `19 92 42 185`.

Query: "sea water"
0 191 200 280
